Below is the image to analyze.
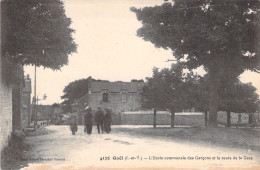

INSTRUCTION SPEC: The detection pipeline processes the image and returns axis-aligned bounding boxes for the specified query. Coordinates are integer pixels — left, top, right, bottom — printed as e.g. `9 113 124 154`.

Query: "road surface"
20 125 259 169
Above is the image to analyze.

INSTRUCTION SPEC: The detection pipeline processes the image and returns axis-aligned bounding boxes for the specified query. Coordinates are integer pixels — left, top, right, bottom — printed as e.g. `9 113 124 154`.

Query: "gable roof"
89 81 144 93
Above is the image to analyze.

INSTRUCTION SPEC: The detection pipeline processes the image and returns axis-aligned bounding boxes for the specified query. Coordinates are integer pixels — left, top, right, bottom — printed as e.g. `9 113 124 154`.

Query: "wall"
12 82 23 131
121 111 206 126
88 92 142 124
0 1 13 154
121 111 260 126
217 112 260 126
121 111 171 125
0 54 13 155
22 94 31 128
0 78 13 154
22 76 31 127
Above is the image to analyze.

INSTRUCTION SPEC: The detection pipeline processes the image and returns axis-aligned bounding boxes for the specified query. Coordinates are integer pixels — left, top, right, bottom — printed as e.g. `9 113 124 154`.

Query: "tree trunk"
208 71 218 127
170 108 175 128
227 111 231 127
153 108 156 128
204 111 208 127
237 113 241 125
248 113 253 124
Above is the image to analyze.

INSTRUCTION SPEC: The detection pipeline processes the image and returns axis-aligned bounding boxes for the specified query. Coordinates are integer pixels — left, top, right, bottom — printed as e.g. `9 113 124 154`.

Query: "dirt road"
20 125 258 169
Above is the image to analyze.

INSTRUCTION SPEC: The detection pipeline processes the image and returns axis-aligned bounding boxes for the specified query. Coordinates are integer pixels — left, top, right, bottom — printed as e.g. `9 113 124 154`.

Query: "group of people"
69 106 112 135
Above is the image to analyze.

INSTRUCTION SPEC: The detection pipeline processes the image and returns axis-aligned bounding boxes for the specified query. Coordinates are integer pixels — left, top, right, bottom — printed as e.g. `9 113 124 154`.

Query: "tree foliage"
61 78 90 107
131 0 259 72
142 62 200 112
61 77 110 112
218 81 259 114
1 0 77 70
132 0 260 126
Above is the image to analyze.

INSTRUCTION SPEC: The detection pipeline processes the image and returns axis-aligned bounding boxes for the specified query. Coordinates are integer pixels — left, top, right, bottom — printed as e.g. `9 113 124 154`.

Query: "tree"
233 82 259 125
1 0 77 70
61 77 109 112
61 78 90 112
142 62 200 127
217 80 259 127
51 103 60 107
142 62 183 111
131 0 260 127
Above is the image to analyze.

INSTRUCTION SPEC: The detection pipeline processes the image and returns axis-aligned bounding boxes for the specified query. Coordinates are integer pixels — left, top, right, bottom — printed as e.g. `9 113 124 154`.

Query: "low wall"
121 111 204 125
0 57 13 155
121 111 171 125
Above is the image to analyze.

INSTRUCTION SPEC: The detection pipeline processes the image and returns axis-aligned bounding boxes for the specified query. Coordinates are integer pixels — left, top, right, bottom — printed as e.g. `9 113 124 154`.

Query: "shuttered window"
103 92 108 102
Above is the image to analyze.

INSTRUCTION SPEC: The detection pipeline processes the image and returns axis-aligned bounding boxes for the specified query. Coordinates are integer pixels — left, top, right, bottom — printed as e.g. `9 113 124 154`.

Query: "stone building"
12 72 32 131
22 75 32 127
0 57 13 155
11 68 24 131
73 80 144 124
0 54 27 155
52 105 63 124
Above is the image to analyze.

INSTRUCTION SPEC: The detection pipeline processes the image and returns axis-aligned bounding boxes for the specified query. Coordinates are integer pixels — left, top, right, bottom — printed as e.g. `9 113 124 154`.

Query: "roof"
90 81 144 93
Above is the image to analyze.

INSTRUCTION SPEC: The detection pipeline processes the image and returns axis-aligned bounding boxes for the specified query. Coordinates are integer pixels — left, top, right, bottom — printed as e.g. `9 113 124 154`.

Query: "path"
20 125 259 169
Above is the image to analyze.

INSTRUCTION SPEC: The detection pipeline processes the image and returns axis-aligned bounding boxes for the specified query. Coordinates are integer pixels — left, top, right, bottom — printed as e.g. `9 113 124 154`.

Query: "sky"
24 0 260 105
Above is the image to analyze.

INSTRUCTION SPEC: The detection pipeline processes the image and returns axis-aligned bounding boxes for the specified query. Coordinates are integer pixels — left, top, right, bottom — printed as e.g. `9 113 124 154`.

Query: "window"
122 93 127 103
121 90 127 103
103 92 108 102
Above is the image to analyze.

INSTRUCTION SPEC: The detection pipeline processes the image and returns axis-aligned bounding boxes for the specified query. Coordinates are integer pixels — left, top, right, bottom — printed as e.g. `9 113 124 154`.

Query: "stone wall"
22 92 31 128
121 111 171 125
22 75 32 127
12 82 23 131
0 56 13 155
121 111 205 126
0 1 13 155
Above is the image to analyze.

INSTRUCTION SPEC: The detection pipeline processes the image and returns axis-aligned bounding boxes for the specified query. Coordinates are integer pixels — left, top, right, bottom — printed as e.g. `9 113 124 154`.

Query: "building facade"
52 105 63 124
74 80 144 124
0 55 13 155
12 71 24 131
22 75 32 128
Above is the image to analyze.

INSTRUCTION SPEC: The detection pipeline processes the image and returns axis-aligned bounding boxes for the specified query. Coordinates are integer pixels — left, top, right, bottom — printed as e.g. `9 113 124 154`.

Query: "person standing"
69 112 78 135
84 106 93 134
94 107 104 133
104 109 112 133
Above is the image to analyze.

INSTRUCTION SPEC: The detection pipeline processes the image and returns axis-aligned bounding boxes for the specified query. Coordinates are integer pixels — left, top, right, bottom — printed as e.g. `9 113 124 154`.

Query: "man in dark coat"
104 109 112 133
94 107 104 133
84 106 93 134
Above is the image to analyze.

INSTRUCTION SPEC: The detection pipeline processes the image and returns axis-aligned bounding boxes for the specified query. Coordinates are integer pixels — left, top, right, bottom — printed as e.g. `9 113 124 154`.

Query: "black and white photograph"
0 0 260 169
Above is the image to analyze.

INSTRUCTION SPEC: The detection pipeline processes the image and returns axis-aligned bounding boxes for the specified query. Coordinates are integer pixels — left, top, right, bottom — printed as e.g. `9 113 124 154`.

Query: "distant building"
52 105 63 124
36 105 53 122
22 74 32 128
73 80 144 124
